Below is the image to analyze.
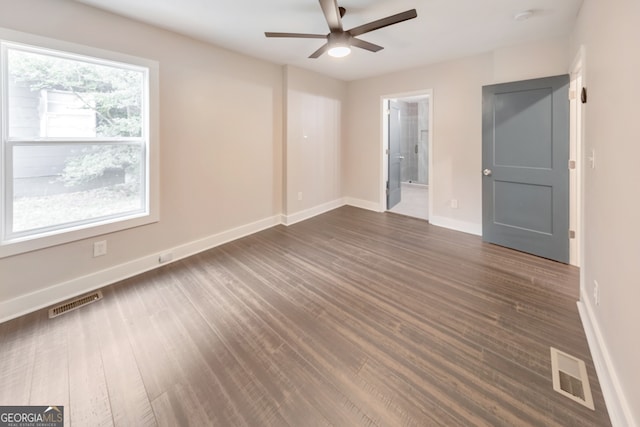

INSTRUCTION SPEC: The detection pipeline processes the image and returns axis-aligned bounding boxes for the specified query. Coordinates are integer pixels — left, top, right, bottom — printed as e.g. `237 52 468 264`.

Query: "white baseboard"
578 292 637 427
344 200 482 236
344 197 383 212
429 215 482 236
282 198 346 226
0 215 281 323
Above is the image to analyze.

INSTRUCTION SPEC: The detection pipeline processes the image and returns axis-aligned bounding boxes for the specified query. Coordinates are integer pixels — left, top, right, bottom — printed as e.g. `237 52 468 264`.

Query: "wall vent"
550 347 594 410
48 291 103 319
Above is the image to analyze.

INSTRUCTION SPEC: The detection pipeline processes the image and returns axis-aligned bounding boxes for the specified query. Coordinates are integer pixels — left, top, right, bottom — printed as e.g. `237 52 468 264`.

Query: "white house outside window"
0 32 158 258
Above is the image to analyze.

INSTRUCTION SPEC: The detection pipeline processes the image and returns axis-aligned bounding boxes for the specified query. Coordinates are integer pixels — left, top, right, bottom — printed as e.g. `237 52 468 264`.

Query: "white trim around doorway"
380 89 434 221
570 46 585 268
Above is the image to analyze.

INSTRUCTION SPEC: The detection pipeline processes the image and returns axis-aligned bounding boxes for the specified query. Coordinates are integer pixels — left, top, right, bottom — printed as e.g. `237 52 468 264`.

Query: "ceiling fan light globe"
328 46 351 58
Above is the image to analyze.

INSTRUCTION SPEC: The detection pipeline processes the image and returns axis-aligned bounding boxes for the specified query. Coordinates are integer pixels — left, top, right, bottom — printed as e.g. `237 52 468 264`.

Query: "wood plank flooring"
0 206 611 426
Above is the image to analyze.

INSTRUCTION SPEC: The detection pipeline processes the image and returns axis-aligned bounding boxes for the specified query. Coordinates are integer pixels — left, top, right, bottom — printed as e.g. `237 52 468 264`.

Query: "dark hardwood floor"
0 206 611 426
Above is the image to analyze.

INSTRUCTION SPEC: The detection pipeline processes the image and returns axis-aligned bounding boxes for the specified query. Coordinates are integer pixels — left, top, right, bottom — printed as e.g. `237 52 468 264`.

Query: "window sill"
0 212 159 259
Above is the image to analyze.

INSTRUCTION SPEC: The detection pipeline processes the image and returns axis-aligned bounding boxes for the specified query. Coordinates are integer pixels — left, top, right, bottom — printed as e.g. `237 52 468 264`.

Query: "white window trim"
0 27 159 259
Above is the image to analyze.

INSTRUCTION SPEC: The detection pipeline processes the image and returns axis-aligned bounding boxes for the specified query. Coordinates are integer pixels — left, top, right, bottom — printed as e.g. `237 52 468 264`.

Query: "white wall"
571 0 640 424
345 38 569 234
284 66 346 223
0 0 284 318
492 39 571 84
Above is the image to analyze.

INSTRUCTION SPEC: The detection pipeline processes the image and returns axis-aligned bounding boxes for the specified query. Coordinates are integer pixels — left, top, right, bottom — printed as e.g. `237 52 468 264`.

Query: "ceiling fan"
265 0 418 59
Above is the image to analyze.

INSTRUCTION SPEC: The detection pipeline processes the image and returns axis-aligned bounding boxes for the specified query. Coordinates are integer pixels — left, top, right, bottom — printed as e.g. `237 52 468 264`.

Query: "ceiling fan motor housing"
328 31 352 46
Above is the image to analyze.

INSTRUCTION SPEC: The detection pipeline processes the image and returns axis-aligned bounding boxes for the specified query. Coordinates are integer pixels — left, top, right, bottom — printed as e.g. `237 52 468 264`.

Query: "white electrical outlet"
159 253 174 264
588 149 596 169
93 240 107 257
298 192 303 201
451 199 459 209
593 280 600 306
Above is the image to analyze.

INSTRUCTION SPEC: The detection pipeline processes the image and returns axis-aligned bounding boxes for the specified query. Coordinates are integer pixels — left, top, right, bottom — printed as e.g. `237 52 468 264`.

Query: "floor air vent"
550 347 594 410
48 290 103 319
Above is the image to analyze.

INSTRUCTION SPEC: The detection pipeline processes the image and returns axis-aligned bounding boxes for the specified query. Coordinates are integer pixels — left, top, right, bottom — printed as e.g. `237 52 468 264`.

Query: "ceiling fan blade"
309 43 329 59
351 38 384 53
265 32 327 39
348 9 417 37
319 0 343 32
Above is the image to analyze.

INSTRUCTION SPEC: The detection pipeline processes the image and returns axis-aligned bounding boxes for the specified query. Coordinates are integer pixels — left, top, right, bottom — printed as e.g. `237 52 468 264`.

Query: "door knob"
483 168 492 176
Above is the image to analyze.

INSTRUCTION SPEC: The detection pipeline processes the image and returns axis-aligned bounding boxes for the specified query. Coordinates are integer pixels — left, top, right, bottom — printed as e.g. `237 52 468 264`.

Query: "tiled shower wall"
399 99 429 185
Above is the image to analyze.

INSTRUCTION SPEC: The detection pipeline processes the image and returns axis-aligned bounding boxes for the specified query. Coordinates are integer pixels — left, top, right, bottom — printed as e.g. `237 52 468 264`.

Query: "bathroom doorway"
382 92 431 220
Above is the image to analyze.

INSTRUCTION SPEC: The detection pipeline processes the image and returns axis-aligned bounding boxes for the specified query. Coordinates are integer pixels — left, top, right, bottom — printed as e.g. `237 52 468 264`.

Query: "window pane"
8 48 144 138
12 144 145 233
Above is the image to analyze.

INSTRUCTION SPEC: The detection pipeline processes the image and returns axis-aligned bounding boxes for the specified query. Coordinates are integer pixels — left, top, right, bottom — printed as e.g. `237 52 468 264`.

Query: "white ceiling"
73 0 583 81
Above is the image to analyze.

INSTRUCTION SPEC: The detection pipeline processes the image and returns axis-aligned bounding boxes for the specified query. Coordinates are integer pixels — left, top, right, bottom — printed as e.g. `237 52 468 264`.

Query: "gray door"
387 100 401 209
482 75 570 263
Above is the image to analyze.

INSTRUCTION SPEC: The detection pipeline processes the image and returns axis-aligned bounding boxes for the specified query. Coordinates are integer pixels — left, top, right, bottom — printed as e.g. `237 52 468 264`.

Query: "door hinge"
569 160 576 170
569 230 576 239
385 188 389 196
569 90 577 101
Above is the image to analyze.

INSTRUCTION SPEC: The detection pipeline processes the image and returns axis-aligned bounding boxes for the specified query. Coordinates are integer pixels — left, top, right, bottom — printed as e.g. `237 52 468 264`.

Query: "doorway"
382 91 432 221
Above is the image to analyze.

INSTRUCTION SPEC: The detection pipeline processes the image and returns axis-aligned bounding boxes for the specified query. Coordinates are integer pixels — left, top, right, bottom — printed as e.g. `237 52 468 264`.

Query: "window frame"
0 28 159 259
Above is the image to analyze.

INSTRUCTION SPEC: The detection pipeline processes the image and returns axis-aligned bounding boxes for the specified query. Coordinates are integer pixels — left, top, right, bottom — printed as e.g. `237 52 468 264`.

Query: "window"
0 31 158 257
